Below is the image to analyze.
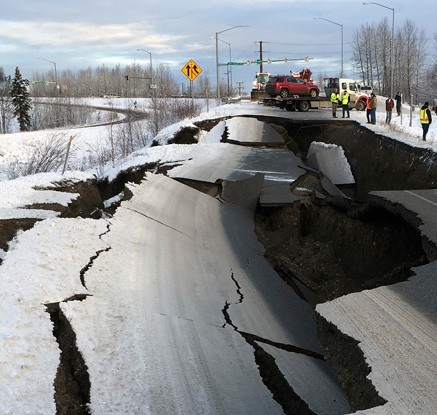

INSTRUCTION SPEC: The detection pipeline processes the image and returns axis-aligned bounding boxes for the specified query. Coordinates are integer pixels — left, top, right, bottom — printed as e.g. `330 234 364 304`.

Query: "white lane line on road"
404 190 437 208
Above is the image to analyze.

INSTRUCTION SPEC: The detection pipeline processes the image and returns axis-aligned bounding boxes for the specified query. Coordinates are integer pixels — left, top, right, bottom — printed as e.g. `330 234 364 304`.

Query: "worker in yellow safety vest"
420 102 432 141
341 90 350 118
330 88 340 118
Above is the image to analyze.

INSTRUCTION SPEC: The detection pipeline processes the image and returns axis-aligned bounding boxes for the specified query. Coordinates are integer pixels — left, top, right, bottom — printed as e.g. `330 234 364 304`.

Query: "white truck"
323 78 369 111
250 72 270 101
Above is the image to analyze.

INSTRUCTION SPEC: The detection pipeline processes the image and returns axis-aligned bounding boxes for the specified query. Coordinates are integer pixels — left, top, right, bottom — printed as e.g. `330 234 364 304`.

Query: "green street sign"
228 61 245 66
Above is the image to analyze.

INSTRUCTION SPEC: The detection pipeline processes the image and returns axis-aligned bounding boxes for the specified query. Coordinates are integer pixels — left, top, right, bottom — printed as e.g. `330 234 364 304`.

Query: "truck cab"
252 72 270 91
251 72 271 101
324 78 368 111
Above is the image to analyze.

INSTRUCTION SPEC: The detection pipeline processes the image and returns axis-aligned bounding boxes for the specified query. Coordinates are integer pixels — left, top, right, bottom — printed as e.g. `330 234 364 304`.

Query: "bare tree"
352 19 428 101
0 68 13 134
194 72 213 98
352 23 378 89
376 19 391 95
397 20 427 103
7 132 71 178
424 33 437 103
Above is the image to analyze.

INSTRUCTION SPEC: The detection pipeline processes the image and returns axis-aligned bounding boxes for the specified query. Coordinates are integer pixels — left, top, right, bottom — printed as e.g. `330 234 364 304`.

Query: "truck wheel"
309 89 318 98
355 99 366 111
280 89 289 98
298 101 310 112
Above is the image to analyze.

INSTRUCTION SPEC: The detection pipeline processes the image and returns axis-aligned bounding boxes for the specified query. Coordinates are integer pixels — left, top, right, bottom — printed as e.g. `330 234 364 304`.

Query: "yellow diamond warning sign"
181 59 202 81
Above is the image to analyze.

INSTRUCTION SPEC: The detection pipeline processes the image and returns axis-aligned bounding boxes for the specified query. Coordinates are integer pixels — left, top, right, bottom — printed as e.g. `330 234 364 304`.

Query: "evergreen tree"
10 67 32 131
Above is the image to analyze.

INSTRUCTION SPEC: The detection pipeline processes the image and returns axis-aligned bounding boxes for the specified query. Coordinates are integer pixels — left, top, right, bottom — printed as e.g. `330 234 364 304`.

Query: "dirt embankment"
253 169 430 412
250 118 437 412
257 117 437 199
254 171 428 302
0 179 103 255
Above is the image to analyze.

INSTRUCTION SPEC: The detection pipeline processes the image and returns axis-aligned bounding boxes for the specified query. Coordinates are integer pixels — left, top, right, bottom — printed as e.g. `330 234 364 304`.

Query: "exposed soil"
0 218 39 253
0 179 104 260
254 172 428 302
252 170 431 412
316 315 387 412
258 117 437 199
46 302 91 415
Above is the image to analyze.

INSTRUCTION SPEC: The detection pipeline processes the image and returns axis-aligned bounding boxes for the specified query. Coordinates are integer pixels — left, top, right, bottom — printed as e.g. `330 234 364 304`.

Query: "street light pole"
217 38 232 97
137 48 157 130
363 2 395 98
137 48 153 86
314 18 343 77
215 25 249 100
38 57 58 93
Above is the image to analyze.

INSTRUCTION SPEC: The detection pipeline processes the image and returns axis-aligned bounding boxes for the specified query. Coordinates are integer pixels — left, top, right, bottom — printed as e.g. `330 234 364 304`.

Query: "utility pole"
236 81 244 96
259 41 264 73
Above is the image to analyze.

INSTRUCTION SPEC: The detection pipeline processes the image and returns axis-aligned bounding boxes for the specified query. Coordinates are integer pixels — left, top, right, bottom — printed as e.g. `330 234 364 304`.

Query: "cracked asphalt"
64 172 350 414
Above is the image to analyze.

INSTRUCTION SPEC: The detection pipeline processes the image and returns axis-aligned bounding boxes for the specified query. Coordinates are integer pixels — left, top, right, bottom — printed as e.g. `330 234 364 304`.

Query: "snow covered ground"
0 97 436 414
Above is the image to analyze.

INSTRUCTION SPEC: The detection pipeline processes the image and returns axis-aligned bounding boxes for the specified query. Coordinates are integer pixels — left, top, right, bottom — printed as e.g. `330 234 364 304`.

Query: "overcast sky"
1 0 435 92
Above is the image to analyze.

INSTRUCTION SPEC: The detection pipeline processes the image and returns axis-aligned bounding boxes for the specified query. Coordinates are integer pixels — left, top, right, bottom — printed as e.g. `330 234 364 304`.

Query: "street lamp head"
315 17 342 27
363 2 394 11
216 25 250 35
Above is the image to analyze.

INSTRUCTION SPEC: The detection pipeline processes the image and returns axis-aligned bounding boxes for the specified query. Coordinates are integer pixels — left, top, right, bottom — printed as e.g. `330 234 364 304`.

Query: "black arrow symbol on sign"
192 65 200 75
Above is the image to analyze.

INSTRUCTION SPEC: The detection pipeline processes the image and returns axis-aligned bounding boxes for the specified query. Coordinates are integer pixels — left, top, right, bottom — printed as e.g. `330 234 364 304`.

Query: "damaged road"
0 218 110 414
66 172 350 414
1 114 437 414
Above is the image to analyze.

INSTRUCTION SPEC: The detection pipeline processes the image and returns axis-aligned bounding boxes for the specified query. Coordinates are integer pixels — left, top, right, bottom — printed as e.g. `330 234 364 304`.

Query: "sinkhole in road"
167 168 429 412
253 170 431 411
254 174 429 302
96 116 436 413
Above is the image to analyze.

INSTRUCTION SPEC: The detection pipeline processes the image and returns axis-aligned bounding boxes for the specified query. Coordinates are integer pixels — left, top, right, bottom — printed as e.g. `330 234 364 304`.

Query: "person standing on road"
395 92 402 116
385 96 394 124
341 90 350 118
420 102 432 141
370 93 377 124
330 88 340 118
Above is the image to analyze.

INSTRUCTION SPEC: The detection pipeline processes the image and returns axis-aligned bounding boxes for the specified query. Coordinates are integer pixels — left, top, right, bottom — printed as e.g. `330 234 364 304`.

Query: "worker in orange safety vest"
366 96 372 123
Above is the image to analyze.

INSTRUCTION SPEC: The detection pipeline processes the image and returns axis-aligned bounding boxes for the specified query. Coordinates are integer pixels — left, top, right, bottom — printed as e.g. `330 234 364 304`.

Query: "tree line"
351 19 436 103
28 63 215 99
0 65 210 133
